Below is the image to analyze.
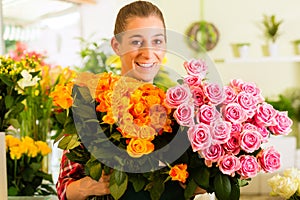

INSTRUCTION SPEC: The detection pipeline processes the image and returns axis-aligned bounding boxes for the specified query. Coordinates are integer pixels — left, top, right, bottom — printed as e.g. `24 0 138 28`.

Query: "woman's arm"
56 150 110 200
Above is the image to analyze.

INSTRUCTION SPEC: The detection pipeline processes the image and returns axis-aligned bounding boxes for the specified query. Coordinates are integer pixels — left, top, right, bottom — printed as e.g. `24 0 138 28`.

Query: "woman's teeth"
137 63 154 68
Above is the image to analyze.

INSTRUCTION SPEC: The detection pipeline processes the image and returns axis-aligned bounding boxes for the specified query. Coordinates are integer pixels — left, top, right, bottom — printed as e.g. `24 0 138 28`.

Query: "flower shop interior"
1 0 300 199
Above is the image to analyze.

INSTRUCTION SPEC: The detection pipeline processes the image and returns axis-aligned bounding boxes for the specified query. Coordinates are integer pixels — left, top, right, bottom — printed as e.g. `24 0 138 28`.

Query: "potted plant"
261 14 283 57
231 43 251 58
292 39 300 55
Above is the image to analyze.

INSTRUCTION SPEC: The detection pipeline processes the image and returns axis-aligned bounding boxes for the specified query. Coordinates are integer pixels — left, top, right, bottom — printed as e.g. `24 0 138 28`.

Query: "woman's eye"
153 39 164 46
131 40 143 46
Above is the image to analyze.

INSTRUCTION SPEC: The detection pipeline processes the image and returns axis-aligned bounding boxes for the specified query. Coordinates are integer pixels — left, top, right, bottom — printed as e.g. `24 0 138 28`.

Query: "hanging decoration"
186 0 220 52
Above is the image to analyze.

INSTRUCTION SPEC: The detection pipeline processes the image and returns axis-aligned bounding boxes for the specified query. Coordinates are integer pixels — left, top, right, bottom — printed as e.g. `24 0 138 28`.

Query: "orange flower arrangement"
51 71 184 199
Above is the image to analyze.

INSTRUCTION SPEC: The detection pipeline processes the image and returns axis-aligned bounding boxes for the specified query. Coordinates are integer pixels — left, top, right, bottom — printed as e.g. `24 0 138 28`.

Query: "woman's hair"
114 1 166 39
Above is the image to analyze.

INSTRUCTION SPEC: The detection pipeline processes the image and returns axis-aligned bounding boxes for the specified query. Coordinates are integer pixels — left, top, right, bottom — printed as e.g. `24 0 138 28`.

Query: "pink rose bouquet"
164 58 293 200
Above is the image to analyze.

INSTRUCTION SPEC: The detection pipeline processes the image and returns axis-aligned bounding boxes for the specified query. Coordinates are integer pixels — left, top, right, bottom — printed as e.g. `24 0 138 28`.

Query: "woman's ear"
111 37 121 55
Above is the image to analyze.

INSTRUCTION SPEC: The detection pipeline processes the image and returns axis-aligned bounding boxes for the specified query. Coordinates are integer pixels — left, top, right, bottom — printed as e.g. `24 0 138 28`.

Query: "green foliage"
6 150 56 196
262 14 283 43
76 37 120 74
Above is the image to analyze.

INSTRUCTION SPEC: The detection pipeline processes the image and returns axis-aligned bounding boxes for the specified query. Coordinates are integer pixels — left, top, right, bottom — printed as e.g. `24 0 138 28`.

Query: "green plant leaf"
129 174 147 192
148 179 165 200
110 171 128 200
214 173 231 200
114 170 127 186
5 95 14 109
229 179 240 200
184 178 197 200
192 167 210 189
86 159 102 181
8 186 18 196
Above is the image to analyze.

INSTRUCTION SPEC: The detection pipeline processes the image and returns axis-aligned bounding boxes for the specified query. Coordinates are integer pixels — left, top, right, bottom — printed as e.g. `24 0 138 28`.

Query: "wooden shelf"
214 56 300 63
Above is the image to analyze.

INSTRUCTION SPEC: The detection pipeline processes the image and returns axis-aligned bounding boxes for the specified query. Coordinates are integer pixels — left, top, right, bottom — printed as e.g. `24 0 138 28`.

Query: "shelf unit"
214 56 300 64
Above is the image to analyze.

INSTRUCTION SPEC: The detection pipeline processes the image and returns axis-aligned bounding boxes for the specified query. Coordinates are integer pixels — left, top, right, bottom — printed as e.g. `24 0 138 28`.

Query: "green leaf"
184 179 197 200
229 180 240 200
192 167 210 189
58 135 77 149
86 159 102 181
129 174 147 192
8 118 20 129
110 171 128 200
8 186 18 196
148 179 164 200
114 170 127 186
5 95 14 109
66 134 80 149
0 74 14 86
214 173 231 200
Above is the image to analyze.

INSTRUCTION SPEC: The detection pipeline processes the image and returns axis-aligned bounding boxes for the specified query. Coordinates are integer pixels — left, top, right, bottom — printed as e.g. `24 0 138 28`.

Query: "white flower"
268 174 298 199
17 70 40 89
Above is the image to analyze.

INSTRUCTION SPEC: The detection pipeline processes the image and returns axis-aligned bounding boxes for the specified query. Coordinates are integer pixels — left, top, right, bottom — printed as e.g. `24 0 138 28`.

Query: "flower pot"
231 43 250 58
262 43 278 57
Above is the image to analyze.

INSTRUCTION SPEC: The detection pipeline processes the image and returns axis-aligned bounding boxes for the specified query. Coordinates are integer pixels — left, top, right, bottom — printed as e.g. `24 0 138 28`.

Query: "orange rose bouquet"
51 71 189 200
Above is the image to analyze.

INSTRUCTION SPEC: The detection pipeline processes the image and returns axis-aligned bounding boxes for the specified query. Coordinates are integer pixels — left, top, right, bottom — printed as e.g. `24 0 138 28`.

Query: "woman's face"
111 16 166 82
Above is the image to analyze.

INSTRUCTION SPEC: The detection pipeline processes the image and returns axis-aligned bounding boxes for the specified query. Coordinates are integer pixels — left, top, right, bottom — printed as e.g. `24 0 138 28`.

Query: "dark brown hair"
114 1 166 39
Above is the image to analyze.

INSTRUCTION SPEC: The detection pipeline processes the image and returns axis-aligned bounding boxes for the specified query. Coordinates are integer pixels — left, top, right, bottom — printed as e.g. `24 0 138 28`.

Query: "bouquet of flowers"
268 168 300 199
164 59 293 200
5 134 56 196
52 58 293 200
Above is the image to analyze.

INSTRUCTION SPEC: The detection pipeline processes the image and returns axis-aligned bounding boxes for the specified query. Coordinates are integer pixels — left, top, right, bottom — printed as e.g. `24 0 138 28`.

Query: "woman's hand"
66 173 111 200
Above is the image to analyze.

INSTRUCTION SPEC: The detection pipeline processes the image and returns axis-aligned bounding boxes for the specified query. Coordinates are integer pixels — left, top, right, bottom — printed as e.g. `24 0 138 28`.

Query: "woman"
57 1 183 200
56 1 203 199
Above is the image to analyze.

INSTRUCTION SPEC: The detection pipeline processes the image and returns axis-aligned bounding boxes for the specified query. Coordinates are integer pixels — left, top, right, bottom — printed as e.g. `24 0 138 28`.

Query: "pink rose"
243 123 258 131
240 130 262 153
187 123 211 152
222 103 247 124
200 144 224 167
218 154 241 176
269 111 293 135
196 104 220 125
203 83 225 105
223 86 237 104
241 82 264 103
238 155 260 179
236 92 258 118
255 103 278 126
211 119 232 145
173 103 195 127
257 147 280 173
256 124 270 143
222 132 241 155
229 79 244 93
183 58 208 78
165 84 191 108
231 123 242 133
184 75 202 87
191 87 207 107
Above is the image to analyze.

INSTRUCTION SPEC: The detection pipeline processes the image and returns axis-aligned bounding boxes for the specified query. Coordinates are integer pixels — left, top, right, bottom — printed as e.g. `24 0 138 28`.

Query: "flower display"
5 134 56 196
0 56 27 132
52 57 292 200
164 58 293 200
268 168 300 199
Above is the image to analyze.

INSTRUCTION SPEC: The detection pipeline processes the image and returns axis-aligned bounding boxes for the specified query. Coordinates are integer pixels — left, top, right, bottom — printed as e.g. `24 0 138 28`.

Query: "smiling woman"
111 18 166 83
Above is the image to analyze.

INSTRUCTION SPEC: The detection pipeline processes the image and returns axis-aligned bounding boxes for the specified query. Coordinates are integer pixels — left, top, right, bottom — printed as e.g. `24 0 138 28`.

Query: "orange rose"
169 164 189 183
127 138 154 158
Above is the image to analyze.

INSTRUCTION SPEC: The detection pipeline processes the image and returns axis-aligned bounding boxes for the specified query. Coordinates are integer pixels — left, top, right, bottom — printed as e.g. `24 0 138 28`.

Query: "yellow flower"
169 164 189 183
5 135 21 150
21 136 38 157
9 146 23 160
35 141 51 156
126 138 154 158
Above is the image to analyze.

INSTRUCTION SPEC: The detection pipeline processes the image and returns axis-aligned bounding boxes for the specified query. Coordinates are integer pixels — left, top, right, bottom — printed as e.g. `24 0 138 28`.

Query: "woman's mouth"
136 62 156 68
